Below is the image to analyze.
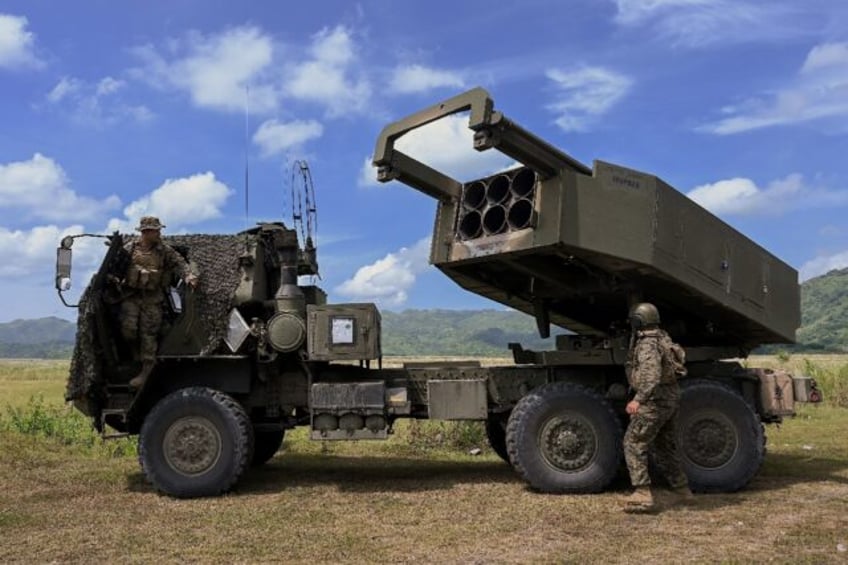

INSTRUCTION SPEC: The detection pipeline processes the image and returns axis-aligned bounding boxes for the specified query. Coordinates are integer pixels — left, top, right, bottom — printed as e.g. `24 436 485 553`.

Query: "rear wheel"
251 429 285 467
139 387 252 498
506 383 622 493
678 379 764 493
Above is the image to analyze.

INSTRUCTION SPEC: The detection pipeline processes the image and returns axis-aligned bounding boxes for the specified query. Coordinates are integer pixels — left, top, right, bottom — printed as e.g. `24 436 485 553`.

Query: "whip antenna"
244 84 250 231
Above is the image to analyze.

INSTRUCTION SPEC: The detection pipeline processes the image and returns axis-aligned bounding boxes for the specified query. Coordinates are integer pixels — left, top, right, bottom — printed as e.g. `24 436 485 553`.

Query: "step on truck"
58 88 820 498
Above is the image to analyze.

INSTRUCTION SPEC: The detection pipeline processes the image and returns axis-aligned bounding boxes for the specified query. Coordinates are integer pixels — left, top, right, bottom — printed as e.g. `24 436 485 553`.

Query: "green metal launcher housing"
373 87 799 357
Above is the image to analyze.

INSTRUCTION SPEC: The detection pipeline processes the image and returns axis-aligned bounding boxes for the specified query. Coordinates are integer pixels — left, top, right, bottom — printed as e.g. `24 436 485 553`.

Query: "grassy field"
1 357 847 563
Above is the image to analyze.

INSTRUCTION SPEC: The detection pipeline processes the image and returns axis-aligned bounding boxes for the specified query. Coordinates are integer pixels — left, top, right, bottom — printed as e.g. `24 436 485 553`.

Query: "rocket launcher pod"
373 88 799 352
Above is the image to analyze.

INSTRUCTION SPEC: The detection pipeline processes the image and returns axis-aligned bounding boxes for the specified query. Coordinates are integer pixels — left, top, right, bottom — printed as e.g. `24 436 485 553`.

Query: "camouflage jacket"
626 328 679 404
123 240 193 291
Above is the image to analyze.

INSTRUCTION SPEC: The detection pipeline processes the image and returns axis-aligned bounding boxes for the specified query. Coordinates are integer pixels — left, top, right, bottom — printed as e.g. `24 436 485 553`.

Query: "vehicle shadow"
125 452 521 495
751 451 848 489
240 452 520 494
125 449 848 500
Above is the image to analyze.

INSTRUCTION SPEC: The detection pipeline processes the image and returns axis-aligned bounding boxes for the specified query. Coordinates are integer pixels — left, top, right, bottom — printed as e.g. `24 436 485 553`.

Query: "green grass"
0 359 68 406
1 357 847 562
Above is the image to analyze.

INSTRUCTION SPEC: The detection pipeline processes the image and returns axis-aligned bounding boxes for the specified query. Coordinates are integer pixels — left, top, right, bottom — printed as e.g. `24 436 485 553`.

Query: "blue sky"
2 0 848 322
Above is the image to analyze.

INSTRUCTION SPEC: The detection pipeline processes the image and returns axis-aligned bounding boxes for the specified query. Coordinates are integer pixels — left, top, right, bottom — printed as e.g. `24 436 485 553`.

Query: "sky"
2 0 848 322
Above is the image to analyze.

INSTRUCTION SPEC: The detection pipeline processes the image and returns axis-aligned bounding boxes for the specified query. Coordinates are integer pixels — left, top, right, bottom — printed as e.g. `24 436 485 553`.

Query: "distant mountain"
0 317 76 345
0 310 560 358
381 309 566 356
796 267 848 352
2 274 847 359
0 317 76 359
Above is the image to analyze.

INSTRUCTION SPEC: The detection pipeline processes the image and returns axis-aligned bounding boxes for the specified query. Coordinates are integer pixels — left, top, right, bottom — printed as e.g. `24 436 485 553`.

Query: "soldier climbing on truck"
56 88 821 499
120 216 199 389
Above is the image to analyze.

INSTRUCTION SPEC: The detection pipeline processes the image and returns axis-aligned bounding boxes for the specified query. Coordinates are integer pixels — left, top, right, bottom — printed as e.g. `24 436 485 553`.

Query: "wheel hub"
163 416 223 476
683 412 737 469
539 415 596 471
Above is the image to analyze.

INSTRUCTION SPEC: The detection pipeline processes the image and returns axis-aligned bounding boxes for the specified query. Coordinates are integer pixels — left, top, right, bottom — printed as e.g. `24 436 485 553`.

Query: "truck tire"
485 414 510 464
678 379 764 493
139 387 253 498
251 429 285 467
506 382 622 493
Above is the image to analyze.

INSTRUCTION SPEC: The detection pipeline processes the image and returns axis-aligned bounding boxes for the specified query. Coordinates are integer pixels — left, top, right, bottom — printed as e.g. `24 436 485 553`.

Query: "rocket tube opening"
482 205 507 235
458 210 483 239
511 168 536 199
463 181 486 210
486 175 510 205
507 199 534 230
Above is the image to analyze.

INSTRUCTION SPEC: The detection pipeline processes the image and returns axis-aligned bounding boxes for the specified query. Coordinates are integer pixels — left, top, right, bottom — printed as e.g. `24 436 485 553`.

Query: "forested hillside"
2 266 847 358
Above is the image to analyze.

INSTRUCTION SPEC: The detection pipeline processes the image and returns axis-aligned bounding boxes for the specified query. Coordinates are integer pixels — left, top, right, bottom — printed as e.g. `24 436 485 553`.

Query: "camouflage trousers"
120 293 163 363
624 402 689 489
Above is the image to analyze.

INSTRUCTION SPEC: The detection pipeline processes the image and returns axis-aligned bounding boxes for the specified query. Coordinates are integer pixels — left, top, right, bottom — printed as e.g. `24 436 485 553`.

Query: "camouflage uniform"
623 328 689 490
121 238 193 363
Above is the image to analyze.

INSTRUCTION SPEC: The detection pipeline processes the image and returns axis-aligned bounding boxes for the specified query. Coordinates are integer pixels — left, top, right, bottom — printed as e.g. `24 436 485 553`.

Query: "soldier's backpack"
660 337 687 379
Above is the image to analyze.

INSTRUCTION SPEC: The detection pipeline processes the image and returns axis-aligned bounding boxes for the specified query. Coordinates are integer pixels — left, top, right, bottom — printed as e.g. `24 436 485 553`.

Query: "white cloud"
335 237 432 306
359 114 515 187
108 172 233 233
686 174 848 215
799 251 848 282
545 66 633 132
252 119 323 157
0 224 108 281
45 75 153 126
46 77 81 103
132 26 277 113
388 64 465 94
283 26 371 116
0 154 121 222
700 41 848 134
612 0 812 48
0 13 44 70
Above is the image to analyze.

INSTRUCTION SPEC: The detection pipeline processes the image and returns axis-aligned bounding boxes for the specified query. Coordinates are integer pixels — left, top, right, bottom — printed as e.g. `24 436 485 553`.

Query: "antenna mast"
244 85 250 230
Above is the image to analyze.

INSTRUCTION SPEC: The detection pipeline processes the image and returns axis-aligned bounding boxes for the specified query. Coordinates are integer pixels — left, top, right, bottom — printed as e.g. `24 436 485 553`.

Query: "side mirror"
56 247 72 291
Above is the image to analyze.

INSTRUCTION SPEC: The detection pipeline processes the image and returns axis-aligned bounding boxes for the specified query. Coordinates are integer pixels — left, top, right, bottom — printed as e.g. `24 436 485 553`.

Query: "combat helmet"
629 302 660 329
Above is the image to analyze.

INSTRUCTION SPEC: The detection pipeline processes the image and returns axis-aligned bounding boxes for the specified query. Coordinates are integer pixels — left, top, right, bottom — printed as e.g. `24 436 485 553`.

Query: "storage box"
307 303 381 361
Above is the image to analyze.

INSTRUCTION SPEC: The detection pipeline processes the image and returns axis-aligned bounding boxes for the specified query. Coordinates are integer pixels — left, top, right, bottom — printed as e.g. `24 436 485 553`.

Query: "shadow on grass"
753 451 848 488
242 453 520 494
125 452 520 495
124 448 848 501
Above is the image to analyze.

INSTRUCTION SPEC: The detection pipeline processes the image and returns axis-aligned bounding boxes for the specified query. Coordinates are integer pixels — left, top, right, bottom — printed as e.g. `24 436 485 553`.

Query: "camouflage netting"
67 233 250 403
66 285 102 403
163 234 247 354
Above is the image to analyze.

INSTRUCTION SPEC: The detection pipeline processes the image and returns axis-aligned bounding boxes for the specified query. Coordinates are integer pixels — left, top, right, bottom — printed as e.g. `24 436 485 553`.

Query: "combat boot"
668 484 695 506
623 486 655 514
129 361 155 389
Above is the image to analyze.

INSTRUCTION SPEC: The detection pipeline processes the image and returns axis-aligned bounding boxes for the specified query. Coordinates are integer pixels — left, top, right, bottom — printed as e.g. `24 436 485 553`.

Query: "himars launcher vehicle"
58 88 820 498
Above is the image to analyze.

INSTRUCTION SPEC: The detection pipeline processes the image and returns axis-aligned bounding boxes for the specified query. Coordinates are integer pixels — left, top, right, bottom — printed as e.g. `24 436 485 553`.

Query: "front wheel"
506 383 622 493
678 379 765 493
139 387 253 498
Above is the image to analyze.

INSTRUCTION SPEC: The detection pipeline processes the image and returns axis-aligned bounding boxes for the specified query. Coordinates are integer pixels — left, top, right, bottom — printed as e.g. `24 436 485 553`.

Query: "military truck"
58 88 819 499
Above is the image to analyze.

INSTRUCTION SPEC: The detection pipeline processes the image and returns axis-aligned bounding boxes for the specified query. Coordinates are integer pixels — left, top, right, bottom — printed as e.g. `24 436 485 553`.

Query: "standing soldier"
622 302 693 513
122 216 198 388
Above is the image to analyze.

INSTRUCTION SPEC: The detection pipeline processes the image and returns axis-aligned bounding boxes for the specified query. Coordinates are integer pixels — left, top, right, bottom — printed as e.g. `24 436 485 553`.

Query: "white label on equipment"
331 317 354 344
